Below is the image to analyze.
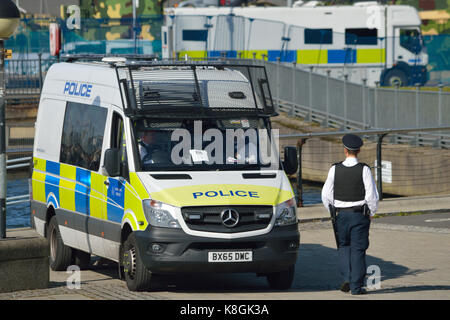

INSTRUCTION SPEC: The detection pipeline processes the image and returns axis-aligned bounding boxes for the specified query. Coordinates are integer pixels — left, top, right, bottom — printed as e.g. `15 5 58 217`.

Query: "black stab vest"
333 162 368 202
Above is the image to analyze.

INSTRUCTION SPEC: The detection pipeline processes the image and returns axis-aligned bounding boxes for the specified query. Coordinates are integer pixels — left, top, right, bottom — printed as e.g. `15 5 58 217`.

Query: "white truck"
162 2 429 86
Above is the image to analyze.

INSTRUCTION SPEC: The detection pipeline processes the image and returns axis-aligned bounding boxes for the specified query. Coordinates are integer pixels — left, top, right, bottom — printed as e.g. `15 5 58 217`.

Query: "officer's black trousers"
336 209 371 293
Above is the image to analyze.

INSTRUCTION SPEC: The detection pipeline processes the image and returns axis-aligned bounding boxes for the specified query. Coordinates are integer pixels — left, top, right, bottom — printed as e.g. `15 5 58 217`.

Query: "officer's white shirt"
139 142 154 164
321 157 379 216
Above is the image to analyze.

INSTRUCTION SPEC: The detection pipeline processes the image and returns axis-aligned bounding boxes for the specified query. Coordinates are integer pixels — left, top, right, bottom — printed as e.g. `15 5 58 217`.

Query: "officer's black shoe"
351 288 368 295
340 282 350 293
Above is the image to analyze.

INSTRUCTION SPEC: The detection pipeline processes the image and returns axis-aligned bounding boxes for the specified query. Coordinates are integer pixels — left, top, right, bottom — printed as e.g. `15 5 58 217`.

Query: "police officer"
321 134 379 295
139 131 158 164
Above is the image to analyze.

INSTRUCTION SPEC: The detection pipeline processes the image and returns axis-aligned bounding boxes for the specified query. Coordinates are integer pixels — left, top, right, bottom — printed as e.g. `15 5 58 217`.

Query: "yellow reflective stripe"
59 179 76 212
58 164 77 211
298 50 327 64
357 48 385 64
33 157 46 171
60 163 76 180
150 184 293 207
124 187 147 230
125 173 149 230
90 172 107 219
238 50 268 59
178 50 207 59
32 171 46 202
122 211 138 231
129 172 150 200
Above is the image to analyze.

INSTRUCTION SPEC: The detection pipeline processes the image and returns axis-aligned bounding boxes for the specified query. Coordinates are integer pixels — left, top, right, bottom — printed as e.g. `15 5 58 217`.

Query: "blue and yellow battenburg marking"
32 157 150 231
178 48 386 64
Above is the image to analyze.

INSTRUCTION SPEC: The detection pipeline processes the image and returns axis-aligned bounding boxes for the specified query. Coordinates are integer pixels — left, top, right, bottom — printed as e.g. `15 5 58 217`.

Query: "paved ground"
1 212 449 300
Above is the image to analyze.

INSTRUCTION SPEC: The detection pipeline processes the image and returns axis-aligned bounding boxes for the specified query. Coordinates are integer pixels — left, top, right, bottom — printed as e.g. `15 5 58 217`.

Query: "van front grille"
181 206 273 233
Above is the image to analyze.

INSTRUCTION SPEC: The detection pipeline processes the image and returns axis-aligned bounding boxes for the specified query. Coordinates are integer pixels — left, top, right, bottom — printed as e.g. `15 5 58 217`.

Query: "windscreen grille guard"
115 62 276 118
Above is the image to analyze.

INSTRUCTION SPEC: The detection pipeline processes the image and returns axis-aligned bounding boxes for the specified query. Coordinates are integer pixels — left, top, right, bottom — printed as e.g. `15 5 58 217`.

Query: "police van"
31 56 300 291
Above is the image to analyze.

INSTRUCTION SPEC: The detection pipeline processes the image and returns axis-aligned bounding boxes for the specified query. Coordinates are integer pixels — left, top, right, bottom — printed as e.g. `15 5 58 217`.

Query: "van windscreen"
133 117 280 172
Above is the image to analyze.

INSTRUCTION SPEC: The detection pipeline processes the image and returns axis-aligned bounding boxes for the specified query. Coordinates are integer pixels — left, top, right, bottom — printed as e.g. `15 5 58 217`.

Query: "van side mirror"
283 146 298 175
104 148 120 177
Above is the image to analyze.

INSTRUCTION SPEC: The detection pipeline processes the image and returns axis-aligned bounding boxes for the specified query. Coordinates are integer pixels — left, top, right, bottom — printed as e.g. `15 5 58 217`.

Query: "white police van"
31 56 300 291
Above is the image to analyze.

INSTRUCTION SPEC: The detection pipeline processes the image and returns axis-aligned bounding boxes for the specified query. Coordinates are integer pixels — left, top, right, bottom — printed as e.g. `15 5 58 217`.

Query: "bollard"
38 53 43 92
437 83 444 148
374 81 379 128
291 61 296 117
0 96 5 239
296 138 306 207
306 66 313 122
362 78 367 129
343 73 348 129
376 133 387 201
0 40 6 238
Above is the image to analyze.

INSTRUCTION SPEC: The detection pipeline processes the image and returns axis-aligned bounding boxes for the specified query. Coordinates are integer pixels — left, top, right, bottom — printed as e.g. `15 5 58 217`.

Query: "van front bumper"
134 224 300 274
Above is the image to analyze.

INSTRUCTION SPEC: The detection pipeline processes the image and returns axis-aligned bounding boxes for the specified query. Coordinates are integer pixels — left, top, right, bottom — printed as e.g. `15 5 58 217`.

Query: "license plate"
208 251 253 263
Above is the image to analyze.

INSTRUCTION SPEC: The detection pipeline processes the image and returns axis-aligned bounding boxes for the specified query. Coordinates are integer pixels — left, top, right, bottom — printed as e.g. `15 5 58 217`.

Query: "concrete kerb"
0 228 49 293
297 194 450 222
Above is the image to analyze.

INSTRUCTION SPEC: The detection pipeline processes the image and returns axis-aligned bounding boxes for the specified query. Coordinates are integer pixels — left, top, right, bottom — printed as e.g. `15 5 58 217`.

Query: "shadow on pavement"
368 285 450 294
145 243 428 293
48 243 431 294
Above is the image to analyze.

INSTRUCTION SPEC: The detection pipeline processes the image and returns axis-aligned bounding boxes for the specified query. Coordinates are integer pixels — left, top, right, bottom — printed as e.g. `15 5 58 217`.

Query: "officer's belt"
335 205 365 213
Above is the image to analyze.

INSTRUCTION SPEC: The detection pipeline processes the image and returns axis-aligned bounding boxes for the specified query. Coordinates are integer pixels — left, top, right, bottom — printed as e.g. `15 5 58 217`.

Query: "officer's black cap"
342 134 363 151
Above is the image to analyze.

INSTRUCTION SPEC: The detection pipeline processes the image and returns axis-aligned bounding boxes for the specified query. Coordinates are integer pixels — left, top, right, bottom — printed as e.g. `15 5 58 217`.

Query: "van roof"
47 57 276 118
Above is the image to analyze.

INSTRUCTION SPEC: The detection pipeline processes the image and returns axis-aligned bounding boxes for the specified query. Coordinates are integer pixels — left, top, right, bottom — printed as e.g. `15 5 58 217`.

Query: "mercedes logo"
220 209 240 228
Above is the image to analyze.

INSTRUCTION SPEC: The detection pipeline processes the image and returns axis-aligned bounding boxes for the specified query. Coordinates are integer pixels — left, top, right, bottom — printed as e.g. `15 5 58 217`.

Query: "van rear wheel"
47 216 72 271
122 233 153 291
266 265 295 290
72 249 91 270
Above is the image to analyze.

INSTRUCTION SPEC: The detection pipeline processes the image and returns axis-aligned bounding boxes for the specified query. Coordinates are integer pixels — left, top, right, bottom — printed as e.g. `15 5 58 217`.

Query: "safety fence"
171 14 450 84
3 55 57 101
256 59 450 148
278 126 450 206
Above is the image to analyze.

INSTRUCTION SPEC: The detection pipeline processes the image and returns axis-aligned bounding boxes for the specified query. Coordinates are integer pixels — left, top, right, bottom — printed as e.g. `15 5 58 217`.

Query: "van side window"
111 112 129 180
345 28 378 45
182 29 208 41
60 102 107 171
304 29 333 45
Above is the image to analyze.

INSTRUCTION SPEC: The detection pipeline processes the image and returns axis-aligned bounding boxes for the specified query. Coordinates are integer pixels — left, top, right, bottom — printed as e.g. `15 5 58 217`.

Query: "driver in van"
139 130 158 164
139 130 171 165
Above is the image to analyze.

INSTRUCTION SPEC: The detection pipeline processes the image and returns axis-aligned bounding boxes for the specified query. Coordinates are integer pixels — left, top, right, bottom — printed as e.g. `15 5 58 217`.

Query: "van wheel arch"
118 223 133 280
45 205 56 238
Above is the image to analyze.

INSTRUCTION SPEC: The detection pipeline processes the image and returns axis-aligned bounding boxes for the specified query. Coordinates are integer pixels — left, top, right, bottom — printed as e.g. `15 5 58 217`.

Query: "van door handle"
104 180 110 187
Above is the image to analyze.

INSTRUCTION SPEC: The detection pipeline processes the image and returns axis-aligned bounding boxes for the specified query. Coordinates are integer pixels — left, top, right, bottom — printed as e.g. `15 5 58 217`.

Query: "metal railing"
280 125 450 206
4 54 57 102
256 59 450 148
5 156 31 206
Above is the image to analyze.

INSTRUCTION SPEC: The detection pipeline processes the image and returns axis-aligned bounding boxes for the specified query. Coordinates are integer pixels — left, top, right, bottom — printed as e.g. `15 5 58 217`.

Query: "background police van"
31 56 300 291
162 3 428 87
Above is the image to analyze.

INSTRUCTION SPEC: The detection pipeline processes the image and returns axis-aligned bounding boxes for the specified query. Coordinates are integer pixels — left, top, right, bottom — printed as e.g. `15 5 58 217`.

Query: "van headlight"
143 199 181 229
275 198 297 227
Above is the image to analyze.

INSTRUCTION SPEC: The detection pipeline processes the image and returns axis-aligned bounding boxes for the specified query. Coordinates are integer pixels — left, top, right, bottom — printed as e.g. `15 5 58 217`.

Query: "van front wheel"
122 233 152 291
